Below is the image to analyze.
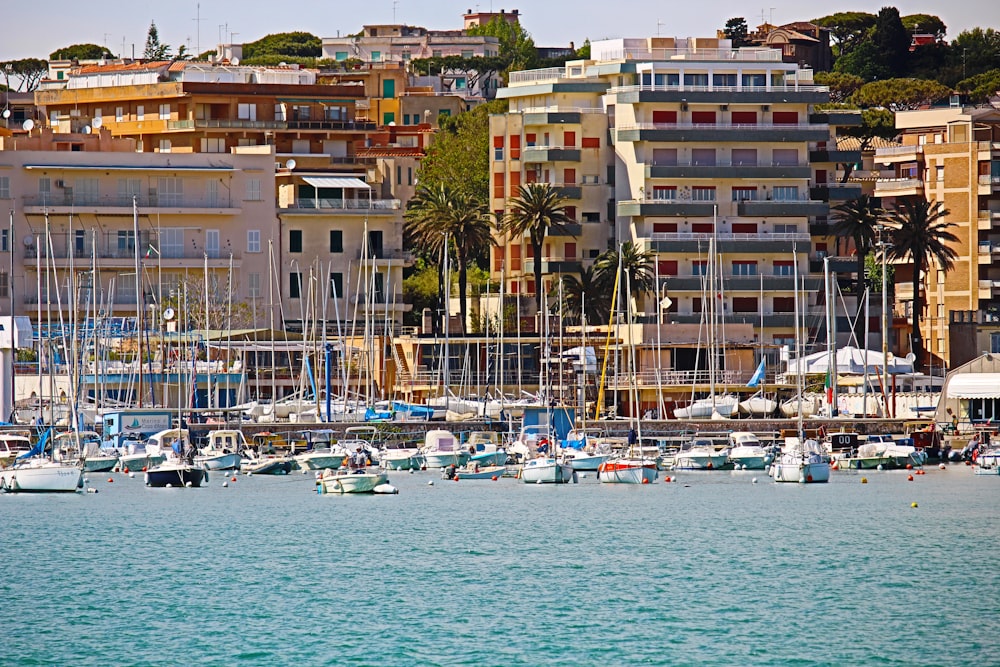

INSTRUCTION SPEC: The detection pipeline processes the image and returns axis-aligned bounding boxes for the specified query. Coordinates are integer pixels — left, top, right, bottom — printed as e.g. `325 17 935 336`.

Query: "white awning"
302 176 370 189
947 374 1000 399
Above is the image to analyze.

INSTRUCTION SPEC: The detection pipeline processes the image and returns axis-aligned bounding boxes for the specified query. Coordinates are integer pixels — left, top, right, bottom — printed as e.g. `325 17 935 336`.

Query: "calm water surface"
1 465 998 666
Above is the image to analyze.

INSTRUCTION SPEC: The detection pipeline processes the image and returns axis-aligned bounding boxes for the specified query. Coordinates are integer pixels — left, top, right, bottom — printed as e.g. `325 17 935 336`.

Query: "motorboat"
519 456 576 484
195 429 245 470
379 447 421 471
597 457 658 484
51 430 118 473
506 425 555 463
144 429 209 487
0 457 83 492
467 431 508 467
421 429 467 469
726 432 771 470
738 391 778 418
118 437 167 472
292 430 348 470
0 431 34 466
560 428 615 471
672 437 729 470
673 395 739 420
240 448 293 475
772 434 830 483
340 426 382 466
453 464 506 480
317 468 389 494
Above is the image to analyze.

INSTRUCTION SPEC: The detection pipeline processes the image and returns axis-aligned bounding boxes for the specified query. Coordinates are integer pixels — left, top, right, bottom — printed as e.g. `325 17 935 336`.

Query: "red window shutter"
563 131 576 147
733 297 758 313
494 246 505 272
657 260 678 275
565 242 577 259
731 111 757 124
692 223 714 233
652 110 677 123
564 168 576 185
692 111 716 124
774 297 795 312
581 137 600 148
815 169 827 184
693 297 703 311
773 111 798 124
526 244 534 258
527 279 535 295
493 172 505 198
493 136 504 148
816 242 828 253
511 281 520 294
510 135 520 159
510 171 521 189
652 222 677 233
511 245 522 271
732 223 758 233
565 206 577 220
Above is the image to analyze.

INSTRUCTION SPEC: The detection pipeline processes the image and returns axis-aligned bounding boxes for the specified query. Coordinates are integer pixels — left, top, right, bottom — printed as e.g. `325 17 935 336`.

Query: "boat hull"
773 460 830 483
470 451 509 467
380 451 420 471
597 461 658 484
119 453 166 472
672 453 729 470
243 459 293 475
423 452 468 469
294 453 347 470
455 465 506 480
83 455 120 473
520 459 576 484
564 453 610 471
728 455 769 470
144 464 208 488
319 470 389 494
0 461 83 492
194 453 242 470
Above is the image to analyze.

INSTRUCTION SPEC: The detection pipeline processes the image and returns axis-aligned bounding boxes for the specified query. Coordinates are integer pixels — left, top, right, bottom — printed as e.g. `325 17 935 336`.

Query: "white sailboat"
0 429 83 493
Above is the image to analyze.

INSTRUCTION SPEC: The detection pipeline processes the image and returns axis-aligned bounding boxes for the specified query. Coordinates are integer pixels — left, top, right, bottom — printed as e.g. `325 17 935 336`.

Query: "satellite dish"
22 119 34 131
388 121 396 126
82 126 92 134
231 57 240 65
2 109 10 119
162 307 177 321
285 159 296 170
92 117 103 129
23 236 33 247
905 352 916 363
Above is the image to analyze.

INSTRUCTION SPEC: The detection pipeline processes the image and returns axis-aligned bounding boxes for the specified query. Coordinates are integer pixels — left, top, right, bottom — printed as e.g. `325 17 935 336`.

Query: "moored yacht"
726 432 771 470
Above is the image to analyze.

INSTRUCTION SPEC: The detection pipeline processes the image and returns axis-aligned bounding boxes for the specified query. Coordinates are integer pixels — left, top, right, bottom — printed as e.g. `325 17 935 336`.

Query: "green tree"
885 198 958 366
559 266 612 325
500 184 574 317
839 108 897 182
835 39 888 81
812 12 877 56
466 16 538 74
242 32 321 59
956 68 1000 105
949 28 1000 81
50 43 113 60
872 7 910 78
853 78 951 110
814 71 864 103
901 14 947 38
595 241 656 310
1 59 48 92
143 21 171 60
832 195 884 298
723 18 751 48
402 259 441 327
404 183 493 334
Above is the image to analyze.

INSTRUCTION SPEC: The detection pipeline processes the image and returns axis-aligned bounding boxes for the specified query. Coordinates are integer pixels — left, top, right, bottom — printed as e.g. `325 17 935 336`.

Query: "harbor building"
873 106 1000 367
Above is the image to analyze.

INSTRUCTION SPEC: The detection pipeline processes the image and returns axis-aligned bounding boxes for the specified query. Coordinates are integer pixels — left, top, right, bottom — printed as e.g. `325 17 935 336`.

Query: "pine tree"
143 21 171 60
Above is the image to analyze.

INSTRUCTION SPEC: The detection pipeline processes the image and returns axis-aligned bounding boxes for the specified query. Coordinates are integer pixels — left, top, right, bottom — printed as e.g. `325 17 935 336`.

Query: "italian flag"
825 368 833 404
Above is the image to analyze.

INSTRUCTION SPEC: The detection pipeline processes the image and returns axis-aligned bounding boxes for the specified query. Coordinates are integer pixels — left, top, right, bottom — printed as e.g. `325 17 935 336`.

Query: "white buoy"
373 483 399 494
185 481 193 487
580 472 588 479
536 479 542 484
302 469 308 474
166 483 173 488
876 464 884 471
939 463 946 470
428 480 434 486
247 472 253 477
752 478 758 484
409 469 415 474
129 472 135 478
83 477 89 483
222 481 229 487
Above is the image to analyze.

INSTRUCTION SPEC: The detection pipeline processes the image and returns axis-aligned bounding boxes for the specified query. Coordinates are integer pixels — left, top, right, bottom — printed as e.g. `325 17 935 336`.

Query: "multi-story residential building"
0 127 277 326
874 106 1000 367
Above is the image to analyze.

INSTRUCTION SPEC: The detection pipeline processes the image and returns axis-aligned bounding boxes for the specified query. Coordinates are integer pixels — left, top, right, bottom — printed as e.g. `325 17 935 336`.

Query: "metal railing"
289 198 401 210
508 68 565 85
620 122 828 131
875 178 923 191
646 160 804 168
601 47 784 62
520 105 606 114
647 232 811 242
875 145 923 157
355 250 414 262
611 81 824 94
978 175 1000 185
22 194 238 209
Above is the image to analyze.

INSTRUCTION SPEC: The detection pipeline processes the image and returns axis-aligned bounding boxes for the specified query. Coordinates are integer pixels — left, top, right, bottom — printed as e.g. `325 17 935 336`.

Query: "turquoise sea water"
1 465 998 666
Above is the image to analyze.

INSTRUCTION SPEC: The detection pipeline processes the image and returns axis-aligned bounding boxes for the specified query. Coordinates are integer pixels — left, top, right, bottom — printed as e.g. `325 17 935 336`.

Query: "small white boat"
379 447 421 471
772 435 830 483
727 432 771 470
506 425 555 463
520 457 576 484
421 429 467 469
0 431 33 465
0 458 83 493
195 429 245 470
318 468 389 494
467 431 509 467
295 447 348 471
51 431 118 473
454 464 506 480
118 439 167 472
738 392 778 418
780 394 822 418
673 438 729 470
673 395 739 420
597 457 658 484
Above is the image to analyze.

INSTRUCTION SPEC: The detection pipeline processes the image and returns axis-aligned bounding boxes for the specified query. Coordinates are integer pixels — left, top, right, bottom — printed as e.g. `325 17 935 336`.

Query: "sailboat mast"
824 255 834 417
133 197 143 408
793 243 804 436
204 251 211 410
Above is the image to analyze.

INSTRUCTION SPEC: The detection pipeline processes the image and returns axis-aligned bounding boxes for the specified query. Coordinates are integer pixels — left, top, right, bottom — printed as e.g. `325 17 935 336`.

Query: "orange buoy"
642 478 649 484
861 477 868 483
453 477 459 482
831 463 839 470
806 474 814 482
707 462 713 469
664 476 671 483
123 466 130 474
907 474 914 481
491 475 498 481
906 463 913 470
142 466 147 472
107 477 114 483
231 476 237 482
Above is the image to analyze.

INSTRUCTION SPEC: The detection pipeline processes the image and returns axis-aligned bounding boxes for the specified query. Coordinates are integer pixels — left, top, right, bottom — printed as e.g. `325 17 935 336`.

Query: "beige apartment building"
0 128 277 327
873 106 1000 367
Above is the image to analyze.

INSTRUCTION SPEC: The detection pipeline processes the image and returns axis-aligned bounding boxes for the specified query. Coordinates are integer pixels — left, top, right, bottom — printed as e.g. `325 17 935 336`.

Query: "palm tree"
559 266 612 325
884 196 958 366
404 183 493 334
499 183 574 317
594 241 656 311
832 194 884 298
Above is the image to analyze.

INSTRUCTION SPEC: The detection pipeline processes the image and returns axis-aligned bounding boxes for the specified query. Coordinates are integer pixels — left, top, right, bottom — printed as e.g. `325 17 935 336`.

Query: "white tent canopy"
785 345 914 376
946 374 1000 399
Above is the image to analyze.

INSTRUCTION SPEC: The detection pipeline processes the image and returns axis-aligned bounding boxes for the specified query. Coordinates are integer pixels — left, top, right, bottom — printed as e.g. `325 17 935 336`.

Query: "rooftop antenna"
657 19 664 36
393 0 399 23
192 3 206 57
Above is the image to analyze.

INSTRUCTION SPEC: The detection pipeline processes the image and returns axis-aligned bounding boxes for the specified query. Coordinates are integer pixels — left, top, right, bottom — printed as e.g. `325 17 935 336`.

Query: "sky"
1 0 997 63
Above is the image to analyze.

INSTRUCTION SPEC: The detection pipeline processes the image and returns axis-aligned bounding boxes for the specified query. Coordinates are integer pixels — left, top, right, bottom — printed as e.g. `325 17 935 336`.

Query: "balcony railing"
22 194 238 209
619 122 828 132
288 198 401 211
519 105 606 115
875 145 923 157
647 160 804 168
647 232 811 243
611 82 825 95
602 47 785 63
508 68 566 85
978 175 1000 185
355 250 415 262
606 368 747 386
875 178 923 191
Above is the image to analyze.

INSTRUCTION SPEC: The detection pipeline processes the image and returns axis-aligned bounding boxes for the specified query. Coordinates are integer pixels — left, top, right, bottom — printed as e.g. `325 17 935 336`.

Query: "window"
289 272 302 299
510 245 522 271
493 246 505 272
117 231 135 256
564 242 577 259
206 229 220 258
0 229 7 251
563 131 576 147
713 73 737 87
564 168 576 185
691 186 716 201
773 297 795 312
510 135 520 159
693 260 708 276
992 332 1000 354
159 104 170 120
525 133 536 147
691 111 716 124
742 73 766 87
206 180 219 207
335 51 348 61
731 148 757 166
247 230 261 253
652 148 678 165
653 223 677 233
732 223 758 234
493 172 505 198
652 186 677 200
565 206 577 220
658 260 678 275
732 187 757 201
692 223 714 233
76 178 99 203
772 186 799 201
245 179 262 201
407 168 413 186
200 137 226 153
772 111 799 125
732 297 758 313
581 137 600 148
683 73 709 86
582 212 601 223
773 224 798 234
136 105 144 121
461 49 473 59
0 176 9 199
732 261 758 276
158 139 171 153
158 178 182 205
936 165 944 181
289 230 303 253
0 271 7 297
329 230 343 252
115 106 124 122
772 149 799 166
652 110 678 124
731 111 757 125
160 228 184 258
274 104 287 121
493 135 504 161
371 51 381 62
329 272 344 298
692 148 716 166
248 273 261 298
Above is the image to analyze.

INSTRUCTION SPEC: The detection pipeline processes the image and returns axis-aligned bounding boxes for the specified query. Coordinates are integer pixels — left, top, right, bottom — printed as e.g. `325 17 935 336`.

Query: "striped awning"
947 374 1000 399
302 176 370 189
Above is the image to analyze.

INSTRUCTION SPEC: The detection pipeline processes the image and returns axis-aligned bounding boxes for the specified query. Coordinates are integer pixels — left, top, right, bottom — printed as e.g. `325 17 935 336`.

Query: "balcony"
522 111 582 126
810 184 863 201
873 178 923 197
669 312 804 327
645 162 811 180
354 249 415 265
617 199 718 217
642 231 811 254
874 145 923 163
523 257 584 274
617 122 830 144
979 280 1000 298
979 174 1000 189
21 232 241 267
554 185 583 199
809 149 862 163
520 146 582 162
611 84 828 105
808 111 863 127
978 241 1000 263
22 193 240 214
663 274 823 292
283 198 401 214
546 223 583 237
737 198 829 217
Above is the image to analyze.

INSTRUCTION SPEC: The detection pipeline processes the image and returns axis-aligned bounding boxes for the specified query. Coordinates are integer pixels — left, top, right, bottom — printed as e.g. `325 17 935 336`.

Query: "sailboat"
772 251 830 484
0 428 84 493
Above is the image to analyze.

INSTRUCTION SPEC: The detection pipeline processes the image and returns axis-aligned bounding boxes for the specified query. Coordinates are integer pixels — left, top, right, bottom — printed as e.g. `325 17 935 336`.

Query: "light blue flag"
747 359 766 387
